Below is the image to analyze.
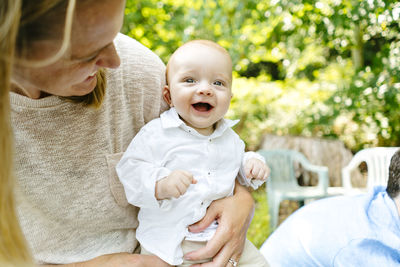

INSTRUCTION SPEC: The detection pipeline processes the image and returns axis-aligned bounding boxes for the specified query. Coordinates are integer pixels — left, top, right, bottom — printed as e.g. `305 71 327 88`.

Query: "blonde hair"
0 0 94 265
0 0 32 265
65 69 107 108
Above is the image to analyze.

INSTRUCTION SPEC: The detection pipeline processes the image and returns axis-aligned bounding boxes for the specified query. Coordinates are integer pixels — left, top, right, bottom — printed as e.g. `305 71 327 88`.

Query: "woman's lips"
84 71 97 82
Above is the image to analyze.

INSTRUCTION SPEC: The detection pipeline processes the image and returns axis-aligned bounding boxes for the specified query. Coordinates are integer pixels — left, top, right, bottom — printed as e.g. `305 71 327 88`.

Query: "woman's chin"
72 77 98 96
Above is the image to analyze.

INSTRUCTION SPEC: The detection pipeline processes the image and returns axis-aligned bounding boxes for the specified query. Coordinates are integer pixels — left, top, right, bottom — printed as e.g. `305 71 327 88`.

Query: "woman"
8 0 255 266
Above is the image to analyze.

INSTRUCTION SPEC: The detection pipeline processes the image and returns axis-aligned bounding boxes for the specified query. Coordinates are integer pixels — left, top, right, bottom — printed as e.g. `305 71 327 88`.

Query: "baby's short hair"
166 40 231 85
180 40 230 56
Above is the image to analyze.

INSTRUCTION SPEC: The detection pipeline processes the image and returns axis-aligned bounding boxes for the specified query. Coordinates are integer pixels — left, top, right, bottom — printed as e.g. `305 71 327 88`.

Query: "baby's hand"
244 158 270 181
155 170 197 200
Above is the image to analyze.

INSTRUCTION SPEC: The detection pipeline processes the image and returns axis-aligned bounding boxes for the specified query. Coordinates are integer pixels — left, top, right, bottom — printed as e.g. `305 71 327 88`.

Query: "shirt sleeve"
333 239 400 267
116 126 171 209
237 151 267 190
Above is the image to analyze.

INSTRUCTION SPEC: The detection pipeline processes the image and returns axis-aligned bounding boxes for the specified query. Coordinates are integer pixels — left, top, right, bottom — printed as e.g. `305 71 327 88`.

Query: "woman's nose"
95 43 120 69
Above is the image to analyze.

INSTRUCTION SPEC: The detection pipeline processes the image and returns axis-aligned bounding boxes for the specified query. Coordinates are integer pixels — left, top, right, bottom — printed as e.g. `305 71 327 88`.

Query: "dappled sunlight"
123 0 400 245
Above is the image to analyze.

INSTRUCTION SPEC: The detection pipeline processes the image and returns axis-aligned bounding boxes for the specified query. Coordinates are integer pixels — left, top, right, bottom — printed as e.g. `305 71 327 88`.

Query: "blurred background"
122 0 400 247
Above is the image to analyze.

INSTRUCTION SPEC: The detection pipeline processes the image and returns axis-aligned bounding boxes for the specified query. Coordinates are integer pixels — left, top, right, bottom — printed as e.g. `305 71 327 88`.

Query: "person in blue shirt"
260 149 400 267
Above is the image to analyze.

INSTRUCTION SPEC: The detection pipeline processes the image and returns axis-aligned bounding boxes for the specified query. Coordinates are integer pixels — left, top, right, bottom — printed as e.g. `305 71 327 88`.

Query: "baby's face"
165 44 232 135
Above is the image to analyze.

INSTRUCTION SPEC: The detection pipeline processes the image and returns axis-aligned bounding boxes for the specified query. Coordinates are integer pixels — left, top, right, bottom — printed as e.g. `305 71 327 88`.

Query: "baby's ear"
162 85 173 107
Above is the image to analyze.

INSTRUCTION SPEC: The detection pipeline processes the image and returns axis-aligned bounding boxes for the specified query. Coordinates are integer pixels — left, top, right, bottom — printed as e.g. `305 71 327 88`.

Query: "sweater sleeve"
116 127 171 209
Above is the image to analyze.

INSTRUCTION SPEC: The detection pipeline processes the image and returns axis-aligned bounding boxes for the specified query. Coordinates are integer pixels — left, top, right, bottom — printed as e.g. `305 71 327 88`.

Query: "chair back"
365 147 399 188
342 147 400 189
258 149 301 189
258 149 329 229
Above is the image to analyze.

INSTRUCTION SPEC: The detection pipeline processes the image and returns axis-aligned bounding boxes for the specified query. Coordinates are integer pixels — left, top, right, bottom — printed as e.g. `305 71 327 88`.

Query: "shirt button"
208 172 211 175
201 202 204 205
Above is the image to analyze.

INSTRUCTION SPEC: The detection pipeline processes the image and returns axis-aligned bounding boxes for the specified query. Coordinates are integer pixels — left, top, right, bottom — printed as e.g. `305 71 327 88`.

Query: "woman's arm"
184 181 255 267
41 253 170 267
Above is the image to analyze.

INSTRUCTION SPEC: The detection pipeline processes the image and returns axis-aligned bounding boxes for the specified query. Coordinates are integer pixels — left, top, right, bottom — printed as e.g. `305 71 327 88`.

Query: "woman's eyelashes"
84 55 98 62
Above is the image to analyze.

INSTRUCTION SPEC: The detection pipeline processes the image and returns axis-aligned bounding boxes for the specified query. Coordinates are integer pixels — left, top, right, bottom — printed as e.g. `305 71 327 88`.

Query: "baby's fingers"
176 174 197 196
179 173 196 187
180 170 193 177
244 161 254 179
254 166 267 180
176 182 190 196
263 165 271 180
250 164 263 180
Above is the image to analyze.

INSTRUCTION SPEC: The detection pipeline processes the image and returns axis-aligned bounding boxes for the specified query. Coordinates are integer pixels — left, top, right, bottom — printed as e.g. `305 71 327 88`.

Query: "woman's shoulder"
114 33 165 71
109 33 166 93
106 33 168 118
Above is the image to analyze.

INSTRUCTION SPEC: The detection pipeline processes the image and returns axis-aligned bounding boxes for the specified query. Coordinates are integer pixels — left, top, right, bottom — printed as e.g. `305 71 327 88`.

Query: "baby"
116 40 269 266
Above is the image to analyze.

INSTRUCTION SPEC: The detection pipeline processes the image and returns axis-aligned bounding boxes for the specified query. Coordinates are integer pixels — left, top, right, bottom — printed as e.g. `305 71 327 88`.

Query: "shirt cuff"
238 151 267 190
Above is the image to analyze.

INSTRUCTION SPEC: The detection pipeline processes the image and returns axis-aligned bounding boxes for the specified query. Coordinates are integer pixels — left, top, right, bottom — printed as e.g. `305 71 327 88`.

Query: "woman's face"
11 0 125 99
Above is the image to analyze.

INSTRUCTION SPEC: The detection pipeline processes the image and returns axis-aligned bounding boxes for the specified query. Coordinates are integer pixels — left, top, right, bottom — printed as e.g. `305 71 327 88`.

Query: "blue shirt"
260 186 400 266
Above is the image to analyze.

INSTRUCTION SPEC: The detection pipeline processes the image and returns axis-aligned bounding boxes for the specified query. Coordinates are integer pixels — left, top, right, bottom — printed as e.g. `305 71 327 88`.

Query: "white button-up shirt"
116 108 264 265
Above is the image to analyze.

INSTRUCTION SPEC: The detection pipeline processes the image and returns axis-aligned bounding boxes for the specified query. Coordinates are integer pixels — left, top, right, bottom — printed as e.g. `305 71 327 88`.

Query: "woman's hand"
42 253 170 267
184 181 254 266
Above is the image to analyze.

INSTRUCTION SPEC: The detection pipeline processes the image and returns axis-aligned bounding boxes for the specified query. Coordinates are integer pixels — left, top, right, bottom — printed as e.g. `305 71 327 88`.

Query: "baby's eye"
213 80 223 86
185 78 195 83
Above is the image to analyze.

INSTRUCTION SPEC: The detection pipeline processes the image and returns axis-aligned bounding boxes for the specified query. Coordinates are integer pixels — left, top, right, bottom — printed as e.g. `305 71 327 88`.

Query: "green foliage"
123 0 400 242
123 0 400 151
229 72 344 150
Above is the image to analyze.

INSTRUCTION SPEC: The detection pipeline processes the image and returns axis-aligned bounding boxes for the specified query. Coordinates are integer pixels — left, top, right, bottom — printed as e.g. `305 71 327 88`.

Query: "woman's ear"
163 85 173 107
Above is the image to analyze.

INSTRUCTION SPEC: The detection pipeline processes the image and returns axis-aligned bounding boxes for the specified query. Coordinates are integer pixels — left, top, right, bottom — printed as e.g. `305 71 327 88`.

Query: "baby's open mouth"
192 102 214 112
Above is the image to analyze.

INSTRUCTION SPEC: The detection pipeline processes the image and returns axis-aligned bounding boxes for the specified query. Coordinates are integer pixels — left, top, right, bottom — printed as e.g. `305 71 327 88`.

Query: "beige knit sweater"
10 33 167 264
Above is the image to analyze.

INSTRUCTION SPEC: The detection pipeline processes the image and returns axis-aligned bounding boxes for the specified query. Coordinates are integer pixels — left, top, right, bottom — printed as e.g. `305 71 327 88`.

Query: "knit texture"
10 33 167 264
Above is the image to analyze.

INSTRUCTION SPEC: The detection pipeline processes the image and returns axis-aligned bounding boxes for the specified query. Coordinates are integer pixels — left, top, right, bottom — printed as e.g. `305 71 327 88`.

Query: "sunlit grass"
247 186 271 248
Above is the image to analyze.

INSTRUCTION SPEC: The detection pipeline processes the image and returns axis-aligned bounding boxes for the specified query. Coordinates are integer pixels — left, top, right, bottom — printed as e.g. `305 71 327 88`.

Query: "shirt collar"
368 186 400 232
160 108 239 138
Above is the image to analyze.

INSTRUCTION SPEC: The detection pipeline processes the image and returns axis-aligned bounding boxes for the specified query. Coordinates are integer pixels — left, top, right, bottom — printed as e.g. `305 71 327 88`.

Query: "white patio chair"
258 149 329 230
341 147 400 195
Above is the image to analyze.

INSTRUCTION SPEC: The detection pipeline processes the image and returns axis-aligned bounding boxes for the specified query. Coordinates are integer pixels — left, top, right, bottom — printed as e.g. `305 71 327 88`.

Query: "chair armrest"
341 152 367 190
293 152 329 194
342 166 353 190
315 167 329 194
